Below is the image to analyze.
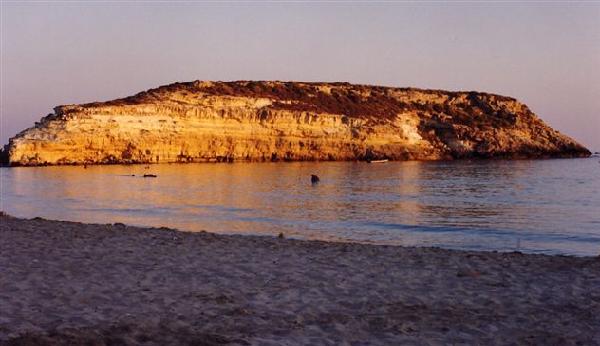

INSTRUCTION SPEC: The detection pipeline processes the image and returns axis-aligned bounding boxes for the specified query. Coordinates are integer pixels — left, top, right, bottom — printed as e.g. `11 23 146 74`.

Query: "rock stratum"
2 81 590 166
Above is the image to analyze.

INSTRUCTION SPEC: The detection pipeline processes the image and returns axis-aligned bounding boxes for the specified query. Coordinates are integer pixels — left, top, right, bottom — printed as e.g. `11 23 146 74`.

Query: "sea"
1 157 599 256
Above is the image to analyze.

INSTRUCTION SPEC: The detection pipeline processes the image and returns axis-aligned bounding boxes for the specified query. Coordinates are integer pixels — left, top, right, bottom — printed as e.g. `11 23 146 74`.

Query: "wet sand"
1 214 599 345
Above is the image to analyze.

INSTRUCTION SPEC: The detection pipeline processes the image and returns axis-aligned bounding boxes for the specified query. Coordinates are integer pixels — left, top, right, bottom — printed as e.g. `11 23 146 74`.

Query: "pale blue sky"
2 2 599 149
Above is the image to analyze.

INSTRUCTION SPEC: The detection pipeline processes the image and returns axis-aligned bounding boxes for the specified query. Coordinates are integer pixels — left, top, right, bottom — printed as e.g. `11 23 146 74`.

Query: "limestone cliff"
4 81 590 166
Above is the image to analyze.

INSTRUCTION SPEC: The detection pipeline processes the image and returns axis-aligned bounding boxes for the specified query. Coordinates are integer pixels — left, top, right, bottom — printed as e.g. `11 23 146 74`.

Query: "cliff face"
5 81 590 166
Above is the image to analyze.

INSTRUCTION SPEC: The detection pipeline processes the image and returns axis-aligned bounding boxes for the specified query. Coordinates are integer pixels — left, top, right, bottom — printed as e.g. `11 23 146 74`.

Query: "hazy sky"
2 2 599 150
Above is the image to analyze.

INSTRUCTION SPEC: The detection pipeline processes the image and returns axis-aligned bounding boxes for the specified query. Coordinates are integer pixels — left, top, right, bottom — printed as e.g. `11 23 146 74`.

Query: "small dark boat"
143 174 158 178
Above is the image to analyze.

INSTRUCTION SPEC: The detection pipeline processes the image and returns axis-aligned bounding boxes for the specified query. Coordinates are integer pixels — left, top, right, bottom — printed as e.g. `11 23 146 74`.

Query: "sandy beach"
1 214 599 345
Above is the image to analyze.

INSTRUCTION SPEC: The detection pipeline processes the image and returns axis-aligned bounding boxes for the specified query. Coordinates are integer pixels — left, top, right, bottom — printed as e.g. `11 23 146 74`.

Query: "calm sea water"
1 158 599 256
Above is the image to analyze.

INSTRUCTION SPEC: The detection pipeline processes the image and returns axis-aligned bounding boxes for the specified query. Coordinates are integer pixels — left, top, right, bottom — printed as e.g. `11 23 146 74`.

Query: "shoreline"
1 214 599 345
0 152 593 168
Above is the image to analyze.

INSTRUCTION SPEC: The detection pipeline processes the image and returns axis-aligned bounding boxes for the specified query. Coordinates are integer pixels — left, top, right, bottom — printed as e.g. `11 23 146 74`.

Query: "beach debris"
232 307 251 315
456 269 481 278
311 174 320 184
215 294 233 305
143 174 158 178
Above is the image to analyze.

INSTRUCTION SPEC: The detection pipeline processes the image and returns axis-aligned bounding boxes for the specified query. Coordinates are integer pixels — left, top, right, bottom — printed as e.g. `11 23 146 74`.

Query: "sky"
1 2 599 150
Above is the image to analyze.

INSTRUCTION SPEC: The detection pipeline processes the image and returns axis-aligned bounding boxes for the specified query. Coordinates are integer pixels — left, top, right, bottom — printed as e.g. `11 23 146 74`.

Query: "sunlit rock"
5 81 590 166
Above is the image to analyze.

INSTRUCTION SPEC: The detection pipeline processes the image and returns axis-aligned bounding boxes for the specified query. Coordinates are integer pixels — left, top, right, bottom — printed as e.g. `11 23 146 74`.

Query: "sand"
1 214 599 345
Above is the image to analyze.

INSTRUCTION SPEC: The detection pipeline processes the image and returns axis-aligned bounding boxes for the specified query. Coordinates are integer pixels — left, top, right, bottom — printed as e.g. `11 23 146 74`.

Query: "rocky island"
2 81 590 166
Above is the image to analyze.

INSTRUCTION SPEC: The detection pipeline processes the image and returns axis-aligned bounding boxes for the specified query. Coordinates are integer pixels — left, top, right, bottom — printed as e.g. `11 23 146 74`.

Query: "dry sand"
1 214 599 345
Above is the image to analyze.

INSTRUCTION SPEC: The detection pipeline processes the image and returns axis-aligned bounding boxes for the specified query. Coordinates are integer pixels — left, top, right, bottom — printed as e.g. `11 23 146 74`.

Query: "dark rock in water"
0 145 8 166
311 174 320 184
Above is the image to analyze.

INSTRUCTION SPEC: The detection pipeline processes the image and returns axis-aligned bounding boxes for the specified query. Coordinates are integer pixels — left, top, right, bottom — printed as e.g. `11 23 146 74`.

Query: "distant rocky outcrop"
3 81 590 166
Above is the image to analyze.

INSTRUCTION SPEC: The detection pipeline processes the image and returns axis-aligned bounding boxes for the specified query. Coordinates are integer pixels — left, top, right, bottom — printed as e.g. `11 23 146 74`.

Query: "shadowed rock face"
4 81 590 166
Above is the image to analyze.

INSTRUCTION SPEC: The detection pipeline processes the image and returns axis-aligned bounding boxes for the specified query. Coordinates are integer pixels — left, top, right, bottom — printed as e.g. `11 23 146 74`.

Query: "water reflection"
1 158 599 256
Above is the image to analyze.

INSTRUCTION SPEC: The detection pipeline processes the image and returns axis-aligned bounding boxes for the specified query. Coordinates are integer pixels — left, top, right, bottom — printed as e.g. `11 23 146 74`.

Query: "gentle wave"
2 158 599 256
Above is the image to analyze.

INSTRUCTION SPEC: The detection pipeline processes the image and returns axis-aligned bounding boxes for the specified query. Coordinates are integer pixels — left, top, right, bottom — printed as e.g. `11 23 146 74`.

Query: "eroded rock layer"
4 81 590 166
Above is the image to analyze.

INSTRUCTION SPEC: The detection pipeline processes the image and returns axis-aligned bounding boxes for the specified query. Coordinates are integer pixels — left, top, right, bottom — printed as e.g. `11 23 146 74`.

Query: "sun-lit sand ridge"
1 214 599 345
